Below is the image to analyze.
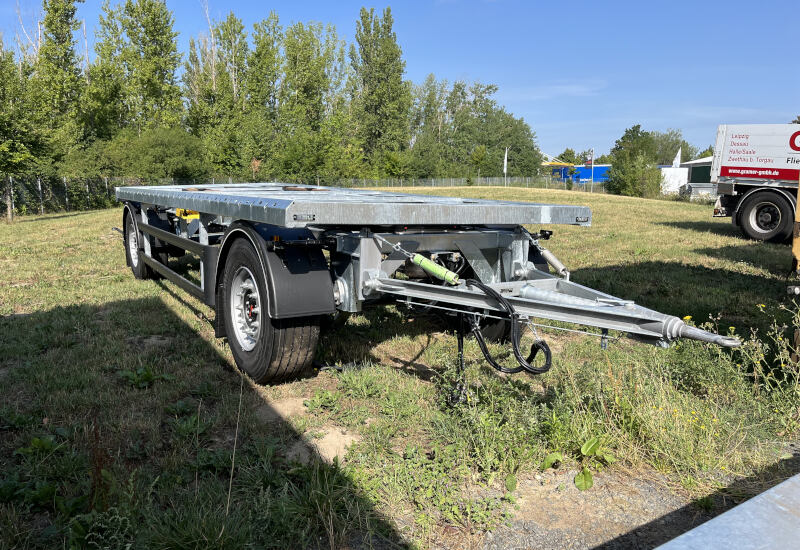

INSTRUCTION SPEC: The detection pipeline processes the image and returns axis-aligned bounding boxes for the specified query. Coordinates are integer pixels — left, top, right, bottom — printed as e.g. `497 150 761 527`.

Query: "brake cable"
372 233 552 376
464 279 552 375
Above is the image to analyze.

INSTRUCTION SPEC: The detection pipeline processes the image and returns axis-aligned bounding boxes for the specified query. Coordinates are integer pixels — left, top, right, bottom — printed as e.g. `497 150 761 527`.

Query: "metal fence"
2 174 606 220
2 176 210 220
324 176 607 192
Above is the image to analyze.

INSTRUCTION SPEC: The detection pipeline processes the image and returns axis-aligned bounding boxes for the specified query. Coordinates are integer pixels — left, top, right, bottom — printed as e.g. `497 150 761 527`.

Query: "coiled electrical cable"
464 279 552 375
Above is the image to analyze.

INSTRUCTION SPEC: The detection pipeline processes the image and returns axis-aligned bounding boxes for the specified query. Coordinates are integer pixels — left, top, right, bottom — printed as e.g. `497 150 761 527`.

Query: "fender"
214 221 334 337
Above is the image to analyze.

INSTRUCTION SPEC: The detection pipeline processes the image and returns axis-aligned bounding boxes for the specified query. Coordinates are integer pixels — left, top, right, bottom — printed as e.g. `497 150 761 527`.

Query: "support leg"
448 313 469 406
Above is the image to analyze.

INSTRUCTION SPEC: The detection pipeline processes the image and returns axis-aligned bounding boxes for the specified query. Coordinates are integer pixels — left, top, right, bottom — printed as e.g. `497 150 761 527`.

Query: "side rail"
125 201 219 306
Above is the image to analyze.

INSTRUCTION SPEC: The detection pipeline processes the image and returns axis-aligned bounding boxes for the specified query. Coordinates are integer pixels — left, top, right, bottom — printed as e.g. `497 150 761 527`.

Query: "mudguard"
215 221 334 338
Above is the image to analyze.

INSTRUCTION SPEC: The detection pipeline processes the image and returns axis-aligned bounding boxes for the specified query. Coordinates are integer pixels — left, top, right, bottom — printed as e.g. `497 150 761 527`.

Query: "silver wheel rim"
748 201 781 235
128 225 139 267
230 266 261 352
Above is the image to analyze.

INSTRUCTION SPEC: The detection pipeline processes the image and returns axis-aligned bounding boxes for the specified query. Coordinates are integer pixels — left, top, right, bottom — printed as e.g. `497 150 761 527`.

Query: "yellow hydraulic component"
175 208 199 219
794 176 800 274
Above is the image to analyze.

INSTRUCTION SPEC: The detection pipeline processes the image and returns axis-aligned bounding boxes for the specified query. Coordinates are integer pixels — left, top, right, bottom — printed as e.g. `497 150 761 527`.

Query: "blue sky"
3 0 798 156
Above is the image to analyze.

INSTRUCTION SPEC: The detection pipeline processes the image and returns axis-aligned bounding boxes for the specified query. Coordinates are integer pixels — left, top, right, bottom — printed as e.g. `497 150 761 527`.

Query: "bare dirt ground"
482 470 710 550
256 395 362 465
255 391 719 550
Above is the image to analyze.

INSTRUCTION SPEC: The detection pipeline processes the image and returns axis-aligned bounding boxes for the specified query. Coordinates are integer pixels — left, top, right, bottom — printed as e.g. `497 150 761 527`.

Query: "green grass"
1 187 799 548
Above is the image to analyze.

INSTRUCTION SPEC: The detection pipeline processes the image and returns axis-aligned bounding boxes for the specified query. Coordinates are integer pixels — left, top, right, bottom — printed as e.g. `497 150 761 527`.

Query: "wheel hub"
749 202 781 234
230 267 261 352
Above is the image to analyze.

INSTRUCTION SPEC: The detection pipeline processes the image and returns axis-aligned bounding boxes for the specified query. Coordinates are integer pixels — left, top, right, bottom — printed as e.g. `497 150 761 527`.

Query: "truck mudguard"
216 221 335 326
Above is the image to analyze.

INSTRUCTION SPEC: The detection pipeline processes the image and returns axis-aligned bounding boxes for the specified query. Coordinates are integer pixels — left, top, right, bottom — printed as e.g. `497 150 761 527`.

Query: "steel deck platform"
115 183 592 228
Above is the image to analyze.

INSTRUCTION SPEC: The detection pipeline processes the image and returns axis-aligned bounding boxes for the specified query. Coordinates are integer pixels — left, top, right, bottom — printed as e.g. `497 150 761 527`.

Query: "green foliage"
117 365 175 388
184 12 250 177
574 467 593 491
408 77 543 178
557 148 580 165
164 399 195 417
504 474 517 493
120 0 182 130
540 452 562 470
606 125 701 197
304 389 341 413
29 0 84 170
0 45 37 176
696 145 714 159
169 413 207 440
580 436 600 456
33 0 84 124
15 435 60 457
607 152 663 197
65 128 209 180
5 4 548 184
69 508 134 550
83 2 126 140
351 7 411 167
693 495 714 512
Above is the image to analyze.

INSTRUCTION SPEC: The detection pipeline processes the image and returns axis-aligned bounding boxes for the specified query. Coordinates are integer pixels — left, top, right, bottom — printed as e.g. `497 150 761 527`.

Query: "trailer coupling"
363 271 739 376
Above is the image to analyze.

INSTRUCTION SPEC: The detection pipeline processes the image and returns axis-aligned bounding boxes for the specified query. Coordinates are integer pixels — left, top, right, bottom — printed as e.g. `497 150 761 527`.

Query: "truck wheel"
125 215 154 280
222 239 319 384
739 192 793 243
456 265 516 343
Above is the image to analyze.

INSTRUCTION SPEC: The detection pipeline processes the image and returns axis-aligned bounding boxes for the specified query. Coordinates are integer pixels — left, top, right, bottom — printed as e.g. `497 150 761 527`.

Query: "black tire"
477 318 513 343
738 192 793 243
222 238 320 384
125 214 154 280
448 264 515 343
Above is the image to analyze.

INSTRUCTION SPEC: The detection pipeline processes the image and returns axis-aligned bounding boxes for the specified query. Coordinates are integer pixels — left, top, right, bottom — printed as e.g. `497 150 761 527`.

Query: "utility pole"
37 177 43 214
503 147 509 187
590 148 595 193
5 176 13 222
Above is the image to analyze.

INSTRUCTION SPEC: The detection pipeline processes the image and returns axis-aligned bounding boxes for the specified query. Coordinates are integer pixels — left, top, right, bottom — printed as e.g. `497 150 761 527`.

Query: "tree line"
594 118 799 198
558 127 714 198
0 0 543 184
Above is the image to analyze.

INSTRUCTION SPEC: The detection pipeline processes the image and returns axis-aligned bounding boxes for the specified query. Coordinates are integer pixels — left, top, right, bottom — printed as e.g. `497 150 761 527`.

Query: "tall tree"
277 22 347 180
557 148 580 164
350 7 411 171
243 12 283 178
408 74 448 177
83 1 126 139
607 125 662 197
651 128 697 164
121 0 181 131
695 145 714 159
407 76 542 178
32 0 84 168
0 44 36 177
184 12 249 175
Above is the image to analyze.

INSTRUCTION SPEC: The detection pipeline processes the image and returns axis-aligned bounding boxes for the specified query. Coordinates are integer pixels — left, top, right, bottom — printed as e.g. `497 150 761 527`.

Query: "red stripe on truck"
720 166 800 180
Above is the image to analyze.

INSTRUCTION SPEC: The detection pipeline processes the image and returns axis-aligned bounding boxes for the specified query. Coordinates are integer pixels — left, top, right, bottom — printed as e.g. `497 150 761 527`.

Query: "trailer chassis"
117 184 738 384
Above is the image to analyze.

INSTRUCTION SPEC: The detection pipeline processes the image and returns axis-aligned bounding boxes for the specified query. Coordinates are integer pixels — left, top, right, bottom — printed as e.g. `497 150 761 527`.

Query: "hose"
373 233 552 376
465 279 552 375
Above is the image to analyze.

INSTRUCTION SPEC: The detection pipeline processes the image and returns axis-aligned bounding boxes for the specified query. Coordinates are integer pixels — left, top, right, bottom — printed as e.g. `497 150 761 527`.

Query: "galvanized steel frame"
115 183 592 228
119 185 737 349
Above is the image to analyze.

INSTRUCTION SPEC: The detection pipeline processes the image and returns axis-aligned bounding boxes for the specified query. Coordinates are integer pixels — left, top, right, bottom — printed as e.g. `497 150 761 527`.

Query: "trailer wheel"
449 265 515 343
222 239 319 384
125 215 154 280
739 192 793 243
